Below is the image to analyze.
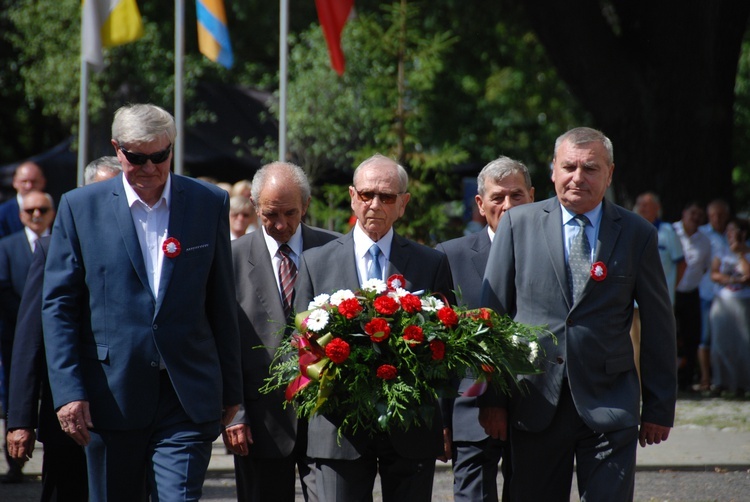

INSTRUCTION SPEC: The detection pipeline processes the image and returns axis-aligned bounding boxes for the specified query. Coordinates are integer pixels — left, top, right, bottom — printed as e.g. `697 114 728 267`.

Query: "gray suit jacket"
294 230 454 460
230 224 339 458
481 197 677 433
436 228 491 442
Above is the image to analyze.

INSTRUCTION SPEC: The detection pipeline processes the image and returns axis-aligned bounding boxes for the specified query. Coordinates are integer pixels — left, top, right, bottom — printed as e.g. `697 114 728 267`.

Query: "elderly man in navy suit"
42 104 242 501
0 190 55 483
0 161 46 239
224 161 339 501
436 157 534 501
294 154 454 501
481 127 677 501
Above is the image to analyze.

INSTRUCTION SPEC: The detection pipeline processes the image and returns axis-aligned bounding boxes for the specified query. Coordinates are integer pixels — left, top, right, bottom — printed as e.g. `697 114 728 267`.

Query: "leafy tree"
513 0 750 219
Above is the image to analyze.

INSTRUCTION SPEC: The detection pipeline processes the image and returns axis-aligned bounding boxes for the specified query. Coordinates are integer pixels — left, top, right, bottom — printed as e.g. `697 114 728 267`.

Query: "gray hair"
251 162 311 206
84 156 121 185
477 156 532 196
353 154 409 193
554 127 614 165
111 103 177 147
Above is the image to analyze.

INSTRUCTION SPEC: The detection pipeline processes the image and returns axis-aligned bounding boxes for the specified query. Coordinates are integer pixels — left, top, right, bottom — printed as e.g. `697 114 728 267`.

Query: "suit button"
150 361 158 367
556 356 564 364
153 324 158 330
566 319 573 326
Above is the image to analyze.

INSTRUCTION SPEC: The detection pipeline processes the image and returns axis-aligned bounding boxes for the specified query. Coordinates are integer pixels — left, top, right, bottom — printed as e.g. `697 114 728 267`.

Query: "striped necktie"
278 243 297 316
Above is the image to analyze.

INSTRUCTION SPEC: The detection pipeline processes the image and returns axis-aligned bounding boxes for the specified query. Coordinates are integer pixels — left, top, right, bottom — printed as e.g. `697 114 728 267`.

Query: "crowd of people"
0 104 744 502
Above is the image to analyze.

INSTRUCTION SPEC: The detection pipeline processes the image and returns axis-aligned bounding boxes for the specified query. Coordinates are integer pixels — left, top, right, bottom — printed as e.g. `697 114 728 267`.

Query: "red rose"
386 274 406 290
324 338 351 364
430 340 446 360
376 364 398 380
437 306 459 327
374 295 399 315
338 298 363 319
399 294 422 313
590 261 607 281
402 325 424 344
365 318 391 343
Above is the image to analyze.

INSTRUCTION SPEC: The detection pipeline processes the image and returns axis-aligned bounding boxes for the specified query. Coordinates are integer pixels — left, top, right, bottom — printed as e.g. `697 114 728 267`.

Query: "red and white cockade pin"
162 237 181 258
590 261 607 281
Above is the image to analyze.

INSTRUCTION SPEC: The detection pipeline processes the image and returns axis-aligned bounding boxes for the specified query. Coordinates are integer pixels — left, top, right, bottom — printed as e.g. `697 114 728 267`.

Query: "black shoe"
1 465 23 484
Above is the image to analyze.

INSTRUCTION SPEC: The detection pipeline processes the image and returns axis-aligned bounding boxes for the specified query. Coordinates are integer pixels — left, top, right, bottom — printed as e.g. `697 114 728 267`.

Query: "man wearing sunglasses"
294 154 454 501
42 103 242 501
0 190 55 484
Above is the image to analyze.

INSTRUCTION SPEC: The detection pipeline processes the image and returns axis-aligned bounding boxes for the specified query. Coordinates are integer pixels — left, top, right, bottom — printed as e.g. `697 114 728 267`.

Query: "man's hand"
222 424 253 456
639 422 671 447
221 404 241 427
7 428 36 463
57 400 92 446
479 406 508 441
437 427 452 463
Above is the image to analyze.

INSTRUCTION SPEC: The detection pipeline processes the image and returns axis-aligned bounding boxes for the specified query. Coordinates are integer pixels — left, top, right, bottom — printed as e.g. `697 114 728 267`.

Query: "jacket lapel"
471 229 491 279
542 199 574 308
111 179 151 298
248 232 285 320
156 175 184 310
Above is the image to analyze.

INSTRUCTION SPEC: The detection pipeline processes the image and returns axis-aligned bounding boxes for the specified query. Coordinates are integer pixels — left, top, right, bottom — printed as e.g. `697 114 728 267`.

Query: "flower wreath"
262 275 548 436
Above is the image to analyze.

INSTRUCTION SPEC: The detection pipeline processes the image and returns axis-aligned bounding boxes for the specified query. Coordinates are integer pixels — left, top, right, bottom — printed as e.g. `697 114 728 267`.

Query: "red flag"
315 0 354 75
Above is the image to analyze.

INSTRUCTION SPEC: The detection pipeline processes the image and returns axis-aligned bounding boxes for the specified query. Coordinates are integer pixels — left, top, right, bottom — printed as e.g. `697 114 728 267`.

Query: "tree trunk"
518 0 750 219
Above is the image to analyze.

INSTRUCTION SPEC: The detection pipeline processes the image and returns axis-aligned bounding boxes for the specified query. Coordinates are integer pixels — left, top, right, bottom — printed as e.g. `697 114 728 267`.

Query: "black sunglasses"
118 144 172 165
355 189 401 205
23 207 51 215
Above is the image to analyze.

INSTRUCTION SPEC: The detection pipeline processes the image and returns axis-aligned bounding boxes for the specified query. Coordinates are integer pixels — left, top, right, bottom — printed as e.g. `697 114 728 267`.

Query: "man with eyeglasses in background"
294 154 454 501
0 190 55 484
42 103 242 501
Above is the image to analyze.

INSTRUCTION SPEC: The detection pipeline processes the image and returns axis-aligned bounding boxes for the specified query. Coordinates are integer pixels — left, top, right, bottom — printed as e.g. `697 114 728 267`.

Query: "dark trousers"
452 437 508 502
509 383 637 502
675 289 701 389
85 372 219 502
234 421 317 502
40 441 88 501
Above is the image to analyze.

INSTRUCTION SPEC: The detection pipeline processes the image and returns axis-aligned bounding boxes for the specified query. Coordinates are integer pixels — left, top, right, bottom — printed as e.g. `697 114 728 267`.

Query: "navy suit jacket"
0 198 23 239
436 228 492 442
229 224 340 458
42 174 242 430
7 236 74 446
0 230 34 328
294 230 454 460
481 198 677 433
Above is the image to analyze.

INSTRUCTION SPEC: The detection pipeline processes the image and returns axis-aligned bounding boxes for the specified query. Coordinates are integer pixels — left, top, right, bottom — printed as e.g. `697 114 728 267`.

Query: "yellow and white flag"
81 0 144 68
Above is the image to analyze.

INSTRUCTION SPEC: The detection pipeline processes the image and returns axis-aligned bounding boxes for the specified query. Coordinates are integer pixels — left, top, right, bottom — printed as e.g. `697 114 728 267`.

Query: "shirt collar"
122 173 172 210
560 201 603 229
353 223 394 260
263 223 304 258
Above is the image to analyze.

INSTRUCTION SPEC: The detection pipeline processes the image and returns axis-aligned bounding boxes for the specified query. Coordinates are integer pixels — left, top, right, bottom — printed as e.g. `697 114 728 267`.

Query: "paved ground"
2 394 750 501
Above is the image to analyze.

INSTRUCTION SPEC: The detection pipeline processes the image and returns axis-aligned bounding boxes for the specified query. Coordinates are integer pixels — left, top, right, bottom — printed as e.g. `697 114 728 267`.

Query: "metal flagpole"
279 0 288 162
174 0 185 175
77 31 89 187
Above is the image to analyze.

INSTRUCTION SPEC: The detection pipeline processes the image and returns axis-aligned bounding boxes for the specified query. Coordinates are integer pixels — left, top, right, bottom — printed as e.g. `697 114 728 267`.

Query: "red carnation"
324 338 351 364
376 364 398 380
365 318 391 343
430 340 446 360
437 306 459 327
468 308 493 327
403 325 424 344
338 298 363 319
374 295 399 315
400 294 422 313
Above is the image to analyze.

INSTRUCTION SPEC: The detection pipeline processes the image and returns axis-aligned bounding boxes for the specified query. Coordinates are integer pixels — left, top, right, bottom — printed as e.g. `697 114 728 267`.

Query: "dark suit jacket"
0 198 23 239
294 230 454 460
7 236 73 446
481 198 677 433
436 228 491 442
230 224 339 458
0 230 34 327
42 173 242 430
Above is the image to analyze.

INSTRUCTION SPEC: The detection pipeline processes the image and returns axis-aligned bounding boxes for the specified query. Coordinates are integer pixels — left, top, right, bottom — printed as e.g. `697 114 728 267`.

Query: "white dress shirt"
352 224 394 285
